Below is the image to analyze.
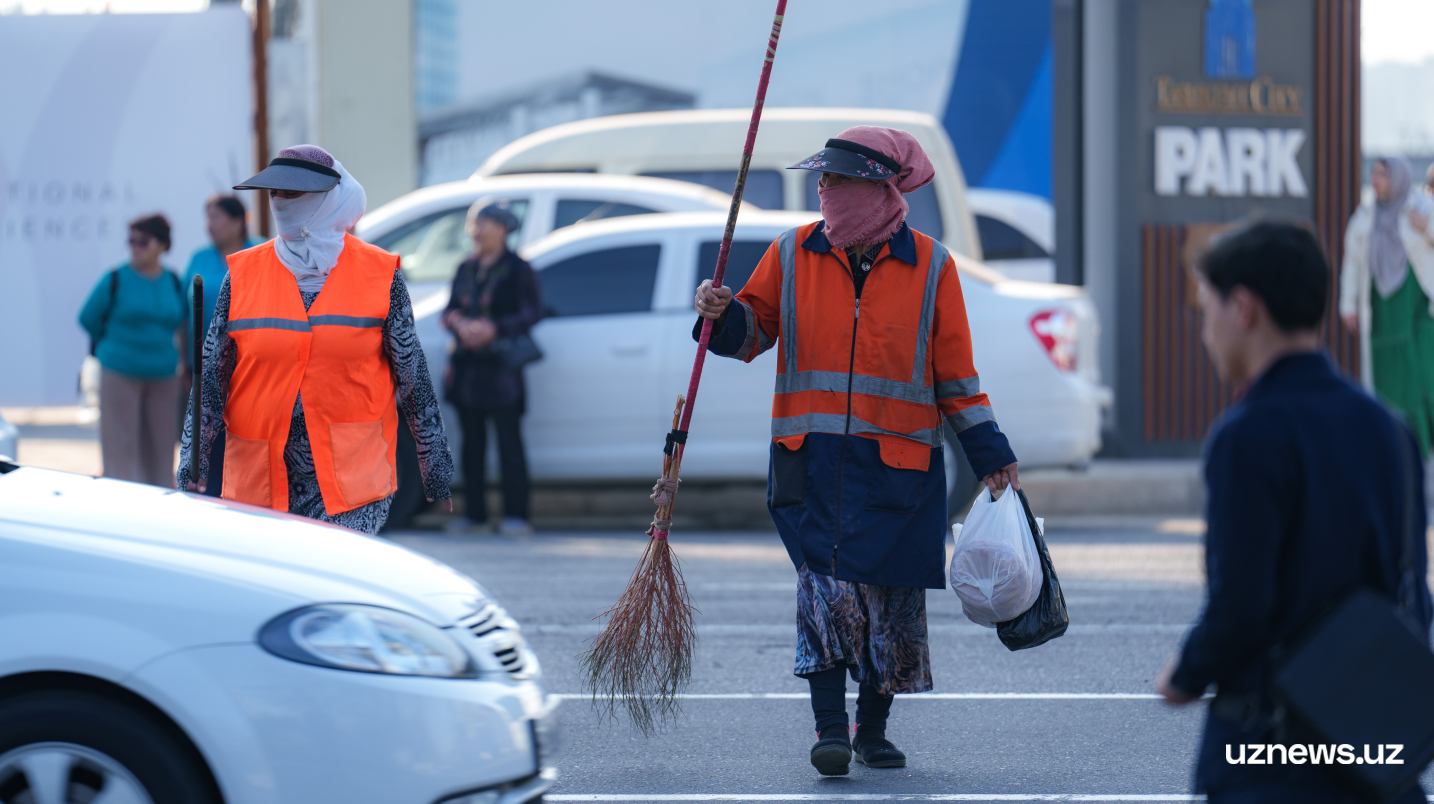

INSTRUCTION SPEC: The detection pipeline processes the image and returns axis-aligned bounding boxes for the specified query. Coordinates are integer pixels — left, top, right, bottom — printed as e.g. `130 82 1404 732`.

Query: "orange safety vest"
222 235 400 515
727 221 997 472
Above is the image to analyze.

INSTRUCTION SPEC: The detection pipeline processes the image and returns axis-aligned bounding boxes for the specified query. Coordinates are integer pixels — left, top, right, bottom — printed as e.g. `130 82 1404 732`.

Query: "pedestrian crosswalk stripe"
544 795 1210 801
527 623 1190 635
545 795 1434 802
549 693 1198 701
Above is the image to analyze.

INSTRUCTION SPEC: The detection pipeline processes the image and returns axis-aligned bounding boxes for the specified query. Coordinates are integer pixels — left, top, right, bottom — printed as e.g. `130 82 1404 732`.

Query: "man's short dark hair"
1198 221 1328 332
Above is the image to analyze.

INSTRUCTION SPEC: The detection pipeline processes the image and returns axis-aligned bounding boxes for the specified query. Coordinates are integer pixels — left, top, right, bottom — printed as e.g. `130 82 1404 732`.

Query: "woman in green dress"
1340 157 1434 453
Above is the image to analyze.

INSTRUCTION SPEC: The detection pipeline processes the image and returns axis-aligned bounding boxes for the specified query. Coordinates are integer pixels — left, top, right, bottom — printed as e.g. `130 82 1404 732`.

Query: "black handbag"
463 259 543 371
996 488 1070 651
1270 433 1434 803
491 333 543 370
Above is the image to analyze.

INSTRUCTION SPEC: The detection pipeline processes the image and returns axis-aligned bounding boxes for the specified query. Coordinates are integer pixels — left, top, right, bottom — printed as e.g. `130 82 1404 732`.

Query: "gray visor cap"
234 157 340 192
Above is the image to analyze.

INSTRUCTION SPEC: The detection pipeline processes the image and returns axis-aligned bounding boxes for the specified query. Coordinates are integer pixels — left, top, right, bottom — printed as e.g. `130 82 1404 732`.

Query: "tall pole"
253 0 271 238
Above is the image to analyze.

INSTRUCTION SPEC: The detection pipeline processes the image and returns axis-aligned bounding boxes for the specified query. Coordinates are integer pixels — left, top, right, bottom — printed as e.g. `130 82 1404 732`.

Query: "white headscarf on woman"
270 147 367 293
1370 156 1413 299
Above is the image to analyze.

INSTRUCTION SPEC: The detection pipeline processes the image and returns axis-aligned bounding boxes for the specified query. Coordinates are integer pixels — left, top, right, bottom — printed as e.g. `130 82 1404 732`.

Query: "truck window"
641 170 784 210
554 199 658 230
538 244 662 317
372 199 528 283
974 215 1049 261
696 240 771 295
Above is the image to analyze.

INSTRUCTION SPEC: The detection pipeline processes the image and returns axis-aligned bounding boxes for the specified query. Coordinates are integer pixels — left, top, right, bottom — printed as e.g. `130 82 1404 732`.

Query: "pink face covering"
816 126 936 251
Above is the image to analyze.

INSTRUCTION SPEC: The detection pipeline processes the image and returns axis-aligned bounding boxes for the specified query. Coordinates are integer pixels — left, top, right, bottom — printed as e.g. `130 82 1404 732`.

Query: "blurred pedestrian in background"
1340 157 1434 454
1158 221 1433 803
180 194 261 496
185 195 260 352
442 201 543 538
78 214 188 487
177 145 452 535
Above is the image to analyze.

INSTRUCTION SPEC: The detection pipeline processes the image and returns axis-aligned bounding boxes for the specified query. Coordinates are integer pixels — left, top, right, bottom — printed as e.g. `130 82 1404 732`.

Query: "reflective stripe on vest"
935 375 980 400
772 227 950 444
772 412 942 445
229 314 384 332
946 404 995 432
779 227 800 378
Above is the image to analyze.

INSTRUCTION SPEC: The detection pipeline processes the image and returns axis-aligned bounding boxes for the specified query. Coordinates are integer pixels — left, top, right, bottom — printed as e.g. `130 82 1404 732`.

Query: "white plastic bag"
949 487 1042 628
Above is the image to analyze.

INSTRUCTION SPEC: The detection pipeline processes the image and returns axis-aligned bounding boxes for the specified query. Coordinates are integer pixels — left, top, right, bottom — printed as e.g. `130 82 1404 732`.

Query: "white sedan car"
0 460 554 804
408 211 1108 510
966 188 1056 284
355 172 741 295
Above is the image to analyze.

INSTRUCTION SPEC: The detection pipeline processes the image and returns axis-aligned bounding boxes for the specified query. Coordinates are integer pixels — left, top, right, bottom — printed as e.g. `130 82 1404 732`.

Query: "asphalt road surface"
392 522 1434 804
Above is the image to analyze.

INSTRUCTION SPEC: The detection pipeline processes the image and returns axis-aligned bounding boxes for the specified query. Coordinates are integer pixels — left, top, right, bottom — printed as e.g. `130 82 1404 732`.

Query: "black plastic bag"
996 489 1069 650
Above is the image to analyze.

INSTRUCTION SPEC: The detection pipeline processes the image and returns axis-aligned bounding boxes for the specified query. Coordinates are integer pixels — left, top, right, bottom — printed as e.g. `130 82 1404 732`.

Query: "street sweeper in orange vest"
692 127 1020 776
177 145 453 534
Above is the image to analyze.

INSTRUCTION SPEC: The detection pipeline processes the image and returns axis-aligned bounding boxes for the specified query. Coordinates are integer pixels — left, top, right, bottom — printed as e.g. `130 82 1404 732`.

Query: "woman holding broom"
177 144 453 534
693 127 1019 776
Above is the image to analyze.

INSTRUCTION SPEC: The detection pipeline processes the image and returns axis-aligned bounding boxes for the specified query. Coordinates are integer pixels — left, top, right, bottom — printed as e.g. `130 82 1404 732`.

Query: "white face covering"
271 159 367 293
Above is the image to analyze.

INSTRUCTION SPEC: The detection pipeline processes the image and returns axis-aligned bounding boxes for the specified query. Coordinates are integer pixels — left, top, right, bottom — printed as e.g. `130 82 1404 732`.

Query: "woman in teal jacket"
79 214 188 486
183 195 260 360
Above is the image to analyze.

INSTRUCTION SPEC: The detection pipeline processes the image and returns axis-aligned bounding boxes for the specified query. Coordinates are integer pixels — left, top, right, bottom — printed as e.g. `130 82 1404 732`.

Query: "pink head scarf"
817 126 935 251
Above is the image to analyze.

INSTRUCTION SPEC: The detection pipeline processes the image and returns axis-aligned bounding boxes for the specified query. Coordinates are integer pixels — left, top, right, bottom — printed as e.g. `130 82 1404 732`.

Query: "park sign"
1154 126 1306 197
1134 0 1315 221
1100 0 1351 455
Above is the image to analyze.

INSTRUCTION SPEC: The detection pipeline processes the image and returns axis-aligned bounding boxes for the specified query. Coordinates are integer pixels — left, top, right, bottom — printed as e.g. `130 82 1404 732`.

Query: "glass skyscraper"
415 0 458 111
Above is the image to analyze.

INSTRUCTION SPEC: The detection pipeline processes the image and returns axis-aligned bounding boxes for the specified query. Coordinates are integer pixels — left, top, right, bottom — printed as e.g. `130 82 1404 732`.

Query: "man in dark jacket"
442 201 543 538
1156 221 1434 803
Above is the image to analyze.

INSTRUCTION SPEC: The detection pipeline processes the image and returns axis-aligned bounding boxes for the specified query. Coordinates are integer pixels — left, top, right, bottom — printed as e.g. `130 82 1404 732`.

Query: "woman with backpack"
78 214 189 486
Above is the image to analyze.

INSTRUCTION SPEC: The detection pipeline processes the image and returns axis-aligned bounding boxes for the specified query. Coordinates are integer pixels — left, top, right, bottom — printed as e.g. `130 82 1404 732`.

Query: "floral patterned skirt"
793 563 932 695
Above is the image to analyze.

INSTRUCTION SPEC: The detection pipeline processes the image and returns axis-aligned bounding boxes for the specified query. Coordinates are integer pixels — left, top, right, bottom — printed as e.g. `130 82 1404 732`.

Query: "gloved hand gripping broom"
579 0 789 734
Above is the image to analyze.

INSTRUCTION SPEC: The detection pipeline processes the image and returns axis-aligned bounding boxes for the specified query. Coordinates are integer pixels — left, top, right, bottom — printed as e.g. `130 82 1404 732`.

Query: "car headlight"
259 604 477 678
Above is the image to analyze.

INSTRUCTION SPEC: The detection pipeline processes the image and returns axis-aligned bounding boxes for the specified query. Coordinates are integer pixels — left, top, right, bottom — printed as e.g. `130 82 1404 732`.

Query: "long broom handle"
677 0 787 440
190 275 204 489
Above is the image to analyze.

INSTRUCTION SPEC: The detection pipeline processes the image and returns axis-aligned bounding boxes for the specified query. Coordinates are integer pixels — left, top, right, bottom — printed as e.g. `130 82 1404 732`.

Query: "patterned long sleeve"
177 275 236 491
384 268 454 501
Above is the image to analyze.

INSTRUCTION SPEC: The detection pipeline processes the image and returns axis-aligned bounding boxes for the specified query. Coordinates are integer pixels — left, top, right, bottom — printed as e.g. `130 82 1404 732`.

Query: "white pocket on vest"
948 486 1042 628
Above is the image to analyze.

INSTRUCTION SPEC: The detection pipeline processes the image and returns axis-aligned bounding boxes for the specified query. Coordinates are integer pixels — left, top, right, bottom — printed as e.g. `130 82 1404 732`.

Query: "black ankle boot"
810 724 852 776
852 728 906 768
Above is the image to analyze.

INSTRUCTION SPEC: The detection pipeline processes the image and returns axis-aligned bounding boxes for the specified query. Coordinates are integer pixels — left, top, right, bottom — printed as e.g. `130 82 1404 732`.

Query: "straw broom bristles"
579 396 699 735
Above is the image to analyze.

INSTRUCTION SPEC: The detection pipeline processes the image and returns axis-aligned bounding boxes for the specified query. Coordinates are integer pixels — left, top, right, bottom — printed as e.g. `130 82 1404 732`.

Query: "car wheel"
0 690 219 804
943 424 983 520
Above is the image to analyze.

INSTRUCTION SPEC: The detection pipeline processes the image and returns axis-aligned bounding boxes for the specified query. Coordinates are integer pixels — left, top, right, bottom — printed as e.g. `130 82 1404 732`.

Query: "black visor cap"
786 138 900 181
234 157 341 192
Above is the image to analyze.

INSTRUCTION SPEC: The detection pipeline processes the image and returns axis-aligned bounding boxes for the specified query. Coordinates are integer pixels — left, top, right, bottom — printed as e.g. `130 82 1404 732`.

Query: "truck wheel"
944 424 983 520
0 689 219 804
